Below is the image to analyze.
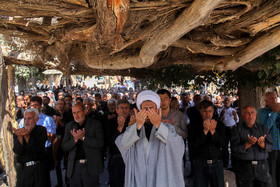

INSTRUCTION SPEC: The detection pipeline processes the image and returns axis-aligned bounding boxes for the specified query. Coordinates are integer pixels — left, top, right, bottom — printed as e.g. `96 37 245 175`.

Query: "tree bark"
0 49 17 187
217 26 280 71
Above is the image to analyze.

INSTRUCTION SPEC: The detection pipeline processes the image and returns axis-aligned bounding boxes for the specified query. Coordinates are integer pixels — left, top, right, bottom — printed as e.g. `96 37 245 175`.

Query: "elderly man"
62 103 104 187
231 106 273 187
18 96 56 187
13 108 47 187
257 92 280 187
83 98 96 118
115 90 185 187
188 100 226 187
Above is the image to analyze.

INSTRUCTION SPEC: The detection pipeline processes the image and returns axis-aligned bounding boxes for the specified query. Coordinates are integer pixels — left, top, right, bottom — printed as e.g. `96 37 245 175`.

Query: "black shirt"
55 110 74 136
13 125 47 164
44 105 56 117
231 122 274 161
105 115 130 156
188 120 226 160
75 118 86 160
187 106 202 124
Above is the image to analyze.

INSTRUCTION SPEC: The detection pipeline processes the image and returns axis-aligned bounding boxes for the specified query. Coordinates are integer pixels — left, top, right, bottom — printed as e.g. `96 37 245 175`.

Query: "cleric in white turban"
115 90 185 187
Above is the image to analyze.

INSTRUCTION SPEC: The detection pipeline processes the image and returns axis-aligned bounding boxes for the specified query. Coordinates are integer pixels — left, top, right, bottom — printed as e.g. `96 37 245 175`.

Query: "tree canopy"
0 0 280 78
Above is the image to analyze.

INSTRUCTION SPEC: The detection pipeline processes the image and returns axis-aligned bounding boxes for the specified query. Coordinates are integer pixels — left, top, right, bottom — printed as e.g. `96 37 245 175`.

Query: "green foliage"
14 65 44 88
145 65 196 90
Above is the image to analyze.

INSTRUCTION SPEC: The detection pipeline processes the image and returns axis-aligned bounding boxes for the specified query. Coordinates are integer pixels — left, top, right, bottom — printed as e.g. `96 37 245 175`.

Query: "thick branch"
139 0 223 67
247 14 280 36
84 0 223 69
210 37 251 47
172 39 240 56
216 26 280 71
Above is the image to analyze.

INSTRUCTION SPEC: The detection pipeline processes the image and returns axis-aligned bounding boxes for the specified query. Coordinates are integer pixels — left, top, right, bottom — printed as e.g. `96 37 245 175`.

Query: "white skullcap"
136 90 160 110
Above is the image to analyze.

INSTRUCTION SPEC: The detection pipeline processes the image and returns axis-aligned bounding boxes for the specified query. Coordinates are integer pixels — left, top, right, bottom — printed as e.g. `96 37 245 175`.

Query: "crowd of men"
12 85 280 187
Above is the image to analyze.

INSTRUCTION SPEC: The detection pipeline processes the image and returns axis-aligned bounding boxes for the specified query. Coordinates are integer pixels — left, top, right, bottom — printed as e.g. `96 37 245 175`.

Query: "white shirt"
220 107 239 127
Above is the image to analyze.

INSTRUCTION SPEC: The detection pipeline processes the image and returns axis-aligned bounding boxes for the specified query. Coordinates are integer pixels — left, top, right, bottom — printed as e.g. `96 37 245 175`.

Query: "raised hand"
203 120 210 134
247 135 258 145
128 115 136 126
117 116 126 132
271 103 280 113
147 108 162 129
162 118 175 126
257 134 266 149
208 120 217 134
134 108 146 130
71 129 79 143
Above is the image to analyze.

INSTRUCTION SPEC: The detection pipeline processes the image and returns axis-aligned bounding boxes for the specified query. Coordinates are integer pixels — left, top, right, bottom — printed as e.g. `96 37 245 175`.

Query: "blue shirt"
257 106 280 150
19 113 56 148
219 106 239 127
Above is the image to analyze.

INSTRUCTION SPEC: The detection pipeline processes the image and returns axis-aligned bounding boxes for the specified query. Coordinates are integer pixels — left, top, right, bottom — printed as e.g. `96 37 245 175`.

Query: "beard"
145 119 152 125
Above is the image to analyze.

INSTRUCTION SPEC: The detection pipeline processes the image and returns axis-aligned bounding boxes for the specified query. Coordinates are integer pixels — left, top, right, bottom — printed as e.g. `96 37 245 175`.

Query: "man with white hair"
115 90 185 187
13 108 47 187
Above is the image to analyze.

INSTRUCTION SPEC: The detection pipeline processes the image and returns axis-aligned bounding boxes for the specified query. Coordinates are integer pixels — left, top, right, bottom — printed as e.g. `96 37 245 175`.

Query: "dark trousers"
192 160 224 187
235 160 272 187
222 126 233 168
44 147 54 187
108 155 125 187
70 162 99 187
53 138 64 186
16 163 47 187
268 150 280 187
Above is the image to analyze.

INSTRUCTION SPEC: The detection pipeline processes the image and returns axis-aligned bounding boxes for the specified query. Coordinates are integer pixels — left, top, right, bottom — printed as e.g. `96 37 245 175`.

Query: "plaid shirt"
257 106 280 150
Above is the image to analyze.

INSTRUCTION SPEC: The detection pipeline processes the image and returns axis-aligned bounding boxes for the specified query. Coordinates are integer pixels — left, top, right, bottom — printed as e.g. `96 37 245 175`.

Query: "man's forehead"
119 103 129 107
201 106 214 111
72 105 83 111
243 107 256 113
159 93 169 98
24 111 35 117
31 101 40 105
141 100 156 107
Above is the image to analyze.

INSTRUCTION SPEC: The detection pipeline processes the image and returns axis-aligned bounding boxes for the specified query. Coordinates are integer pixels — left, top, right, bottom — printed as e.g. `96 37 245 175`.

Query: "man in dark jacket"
62 103 104 187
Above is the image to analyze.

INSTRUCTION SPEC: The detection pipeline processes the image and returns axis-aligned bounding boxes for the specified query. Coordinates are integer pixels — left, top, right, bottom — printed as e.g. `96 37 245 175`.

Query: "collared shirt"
231 122 274 161
257 105 280 150
188 120 226 160
19 113 56 148
162 109 188 139
220 106 239 127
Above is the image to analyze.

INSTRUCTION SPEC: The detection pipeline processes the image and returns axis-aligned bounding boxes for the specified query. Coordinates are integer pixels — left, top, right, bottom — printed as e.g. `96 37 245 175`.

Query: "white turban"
136 90 160 110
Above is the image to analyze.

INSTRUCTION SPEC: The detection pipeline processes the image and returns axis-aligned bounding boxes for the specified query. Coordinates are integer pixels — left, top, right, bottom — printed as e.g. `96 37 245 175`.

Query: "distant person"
219 96 239 168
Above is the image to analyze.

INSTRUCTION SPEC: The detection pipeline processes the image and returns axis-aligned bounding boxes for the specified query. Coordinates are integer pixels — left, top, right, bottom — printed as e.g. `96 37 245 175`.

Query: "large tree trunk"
0 49 17 186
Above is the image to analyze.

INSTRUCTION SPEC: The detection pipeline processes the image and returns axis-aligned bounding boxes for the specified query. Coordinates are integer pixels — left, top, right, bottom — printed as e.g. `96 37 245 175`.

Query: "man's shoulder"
161 121 175 130
34 125 47 133
86 117 102 126
258 106 270 113
169 109 183 117
39 113 55 122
